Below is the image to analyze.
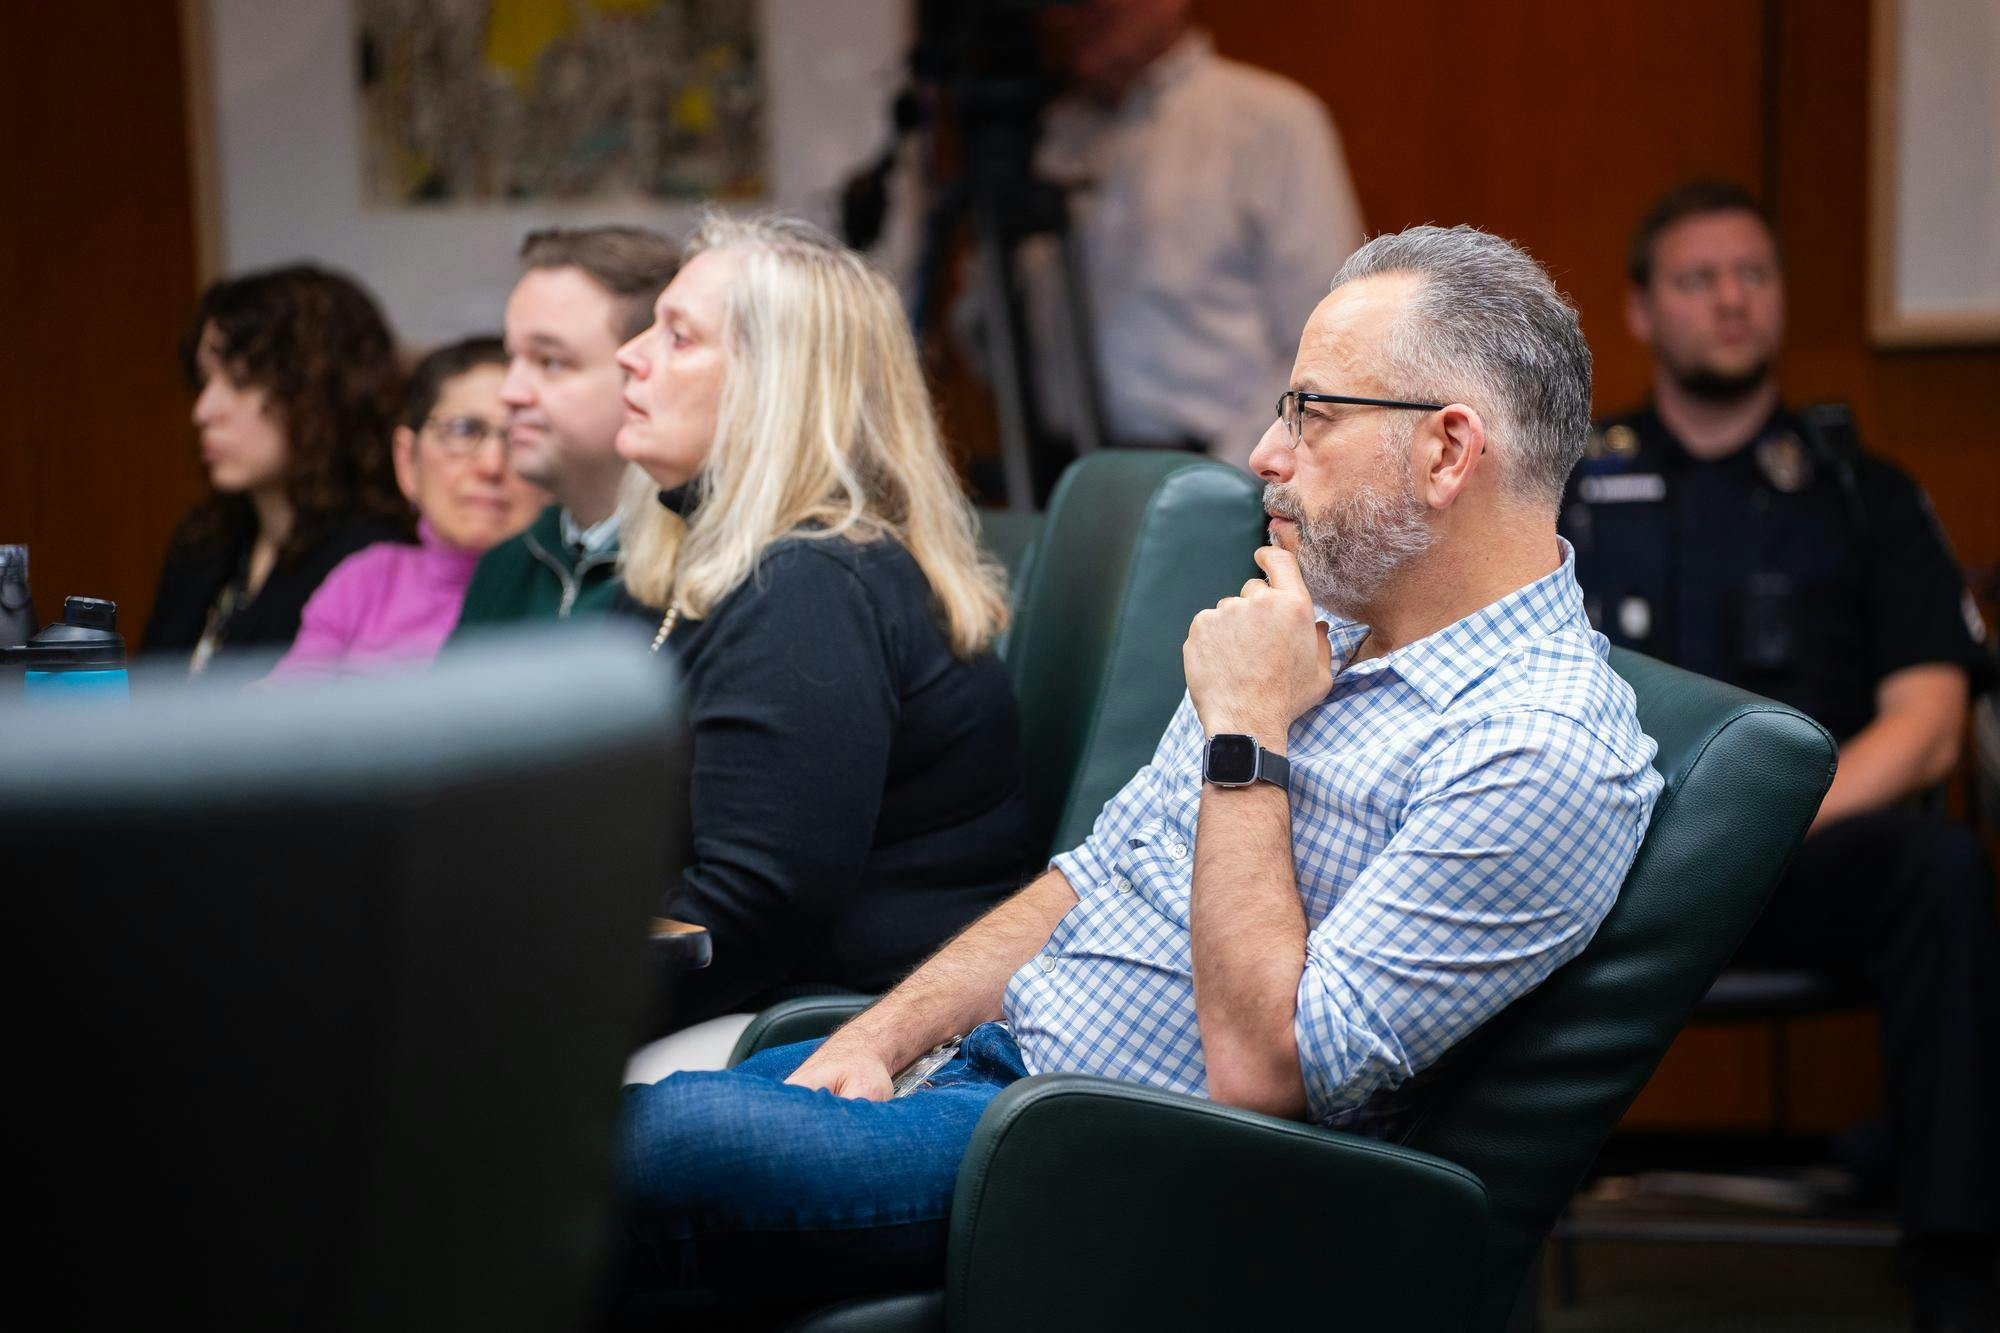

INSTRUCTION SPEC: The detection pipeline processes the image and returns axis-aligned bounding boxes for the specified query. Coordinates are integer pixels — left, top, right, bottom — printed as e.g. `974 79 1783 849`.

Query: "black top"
143 515 408 669
616 530 1036 1029
1562 403 1993 741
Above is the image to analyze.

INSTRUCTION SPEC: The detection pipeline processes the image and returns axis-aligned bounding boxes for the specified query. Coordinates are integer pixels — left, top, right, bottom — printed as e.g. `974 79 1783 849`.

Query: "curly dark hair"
174 265 411 563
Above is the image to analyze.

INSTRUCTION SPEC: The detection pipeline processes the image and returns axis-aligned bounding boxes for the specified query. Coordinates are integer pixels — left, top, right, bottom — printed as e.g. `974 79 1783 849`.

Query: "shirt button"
1113 875 1133 893
1168 839 1189 860
1037 955 1055 974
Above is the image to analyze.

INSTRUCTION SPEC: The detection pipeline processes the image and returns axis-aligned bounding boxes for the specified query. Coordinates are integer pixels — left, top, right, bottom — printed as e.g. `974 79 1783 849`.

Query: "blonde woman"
612 214 1034 1038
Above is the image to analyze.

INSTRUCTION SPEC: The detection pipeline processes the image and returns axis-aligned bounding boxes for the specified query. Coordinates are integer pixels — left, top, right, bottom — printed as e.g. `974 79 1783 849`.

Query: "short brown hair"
1626 180 1777 288
518 226 680 340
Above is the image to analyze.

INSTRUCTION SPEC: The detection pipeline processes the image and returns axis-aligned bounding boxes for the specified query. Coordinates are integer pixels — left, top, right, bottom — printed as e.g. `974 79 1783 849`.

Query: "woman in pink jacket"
269 338 547 679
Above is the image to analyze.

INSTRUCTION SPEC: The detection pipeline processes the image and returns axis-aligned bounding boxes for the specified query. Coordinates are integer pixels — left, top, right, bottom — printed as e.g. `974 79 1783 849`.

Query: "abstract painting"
357 0 764 205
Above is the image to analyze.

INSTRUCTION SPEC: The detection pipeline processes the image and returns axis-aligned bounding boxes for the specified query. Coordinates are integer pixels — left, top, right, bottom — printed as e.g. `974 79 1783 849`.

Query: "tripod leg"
1048 225 1107 456
969 221 1038 513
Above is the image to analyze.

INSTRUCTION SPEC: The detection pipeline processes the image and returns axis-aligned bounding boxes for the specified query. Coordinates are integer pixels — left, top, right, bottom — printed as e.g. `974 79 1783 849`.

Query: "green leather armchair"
987 449 1268 856
733 647 1836 1333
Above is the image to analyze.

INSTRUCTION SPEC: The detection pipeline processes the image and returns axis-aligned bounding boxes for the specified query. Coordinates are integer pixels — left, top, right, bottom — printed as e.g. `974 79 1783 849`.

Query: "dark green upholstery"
1387 647 1835 1328
728 993 880 1067
750 647 1834 1333
971 508 1044 592
943 1076 1487 1332
1000 451 1266 855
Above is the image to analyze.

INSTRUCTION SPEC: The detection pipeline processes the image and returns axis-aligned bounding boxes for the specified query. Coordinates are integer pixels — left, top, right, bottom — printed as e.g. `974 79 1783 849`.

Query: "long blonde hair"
619 213 1008 656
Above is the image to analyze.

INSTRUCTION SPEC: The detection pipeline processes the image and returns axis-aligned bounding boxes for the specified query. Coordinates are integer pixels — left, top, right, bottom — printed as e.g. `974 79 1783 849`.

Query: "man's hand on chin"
1183 545 1333 744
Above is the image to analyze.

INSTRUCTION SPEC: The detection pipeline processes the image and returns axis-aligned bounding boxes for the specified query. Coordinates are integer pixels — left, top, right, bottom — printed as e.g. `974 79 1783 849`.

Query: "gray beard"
1262 476 1435 619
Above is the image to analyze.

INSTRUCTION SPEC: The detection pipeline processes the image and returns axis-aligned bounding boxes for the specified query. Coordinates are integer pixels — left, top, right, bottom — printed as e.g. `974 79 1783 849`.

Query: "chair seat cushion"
786 1290 945 1333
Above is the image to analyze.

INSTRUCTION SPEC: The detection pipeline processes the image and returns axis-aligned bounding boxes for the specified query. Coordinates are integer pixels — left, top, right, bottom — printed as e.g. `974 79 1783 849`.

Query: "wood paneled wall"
1 3 205 643
1199 0 1998 576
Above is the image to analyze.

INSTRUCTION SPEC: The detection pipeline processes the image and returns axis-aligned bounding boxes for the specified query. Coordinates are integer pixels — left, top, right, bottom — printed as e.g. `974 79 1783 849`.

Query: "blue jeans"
615 1022 1027 1313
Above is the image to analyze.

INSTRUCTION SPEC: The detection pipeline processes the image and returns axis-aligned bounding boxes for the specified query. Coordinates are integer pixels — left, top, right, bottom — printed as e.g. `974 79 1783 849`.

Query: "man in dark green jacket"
453 226 678 634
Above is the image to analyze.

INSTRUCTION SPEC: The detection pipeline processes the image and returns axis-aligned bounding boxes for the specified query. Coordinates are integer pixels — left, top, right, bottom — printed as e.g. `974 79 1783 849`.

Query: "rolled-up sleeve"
1292 709 1655 1123
1050 694 1201 899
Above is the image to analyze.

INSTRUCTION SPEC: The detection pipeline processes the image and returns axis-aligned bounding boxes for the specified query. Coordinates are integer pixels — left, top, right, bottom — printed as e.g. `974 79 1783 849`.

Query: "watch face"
1205 733 1259 785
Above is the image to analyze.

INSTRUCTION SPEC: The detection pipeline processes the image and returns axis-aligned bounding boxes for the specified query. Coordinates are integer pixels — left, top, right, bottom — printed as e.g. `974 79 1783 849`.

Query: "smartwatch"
1202 733 1290 791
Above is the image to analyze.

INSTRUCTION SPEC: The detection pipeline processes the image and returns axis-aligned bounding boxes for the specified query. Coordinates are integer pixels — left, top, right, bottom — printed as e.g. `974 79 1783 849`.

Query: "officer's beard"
1671 359 1773 404
1263 470 1435 620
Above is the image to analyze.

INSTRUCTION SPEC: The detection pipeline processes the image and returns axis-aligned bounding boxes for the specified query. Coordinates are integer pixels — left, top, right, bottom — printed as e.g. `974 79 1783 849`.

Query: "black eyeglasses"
1275 391 1445 446
423 415 505 455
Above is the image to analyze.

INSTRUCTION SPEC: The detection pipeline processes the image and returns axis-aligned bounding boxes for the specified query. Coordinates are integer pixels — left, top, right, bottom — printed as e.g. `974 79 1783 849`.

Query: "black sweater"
143 516 407 670
617 533 1035 1030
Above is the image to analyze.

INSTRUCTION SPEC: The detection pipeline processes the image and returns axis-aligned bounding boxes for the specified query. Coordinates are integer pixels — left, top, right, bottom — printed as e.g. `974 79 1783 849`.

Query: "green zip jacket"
449 504 623 638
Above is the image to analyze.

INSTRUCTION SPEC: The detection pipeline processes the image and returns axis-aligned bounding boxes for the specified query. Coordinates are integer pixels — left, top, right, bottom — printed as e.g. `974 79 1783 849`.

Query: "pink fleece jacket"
268 521 482 679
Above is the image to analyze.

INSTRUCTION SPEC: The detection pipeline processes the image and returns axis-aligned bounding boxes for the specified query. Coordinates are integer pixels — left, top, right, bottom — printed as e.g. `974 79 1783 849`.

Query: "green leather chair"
731 648 1836 1333
982 449 1268 856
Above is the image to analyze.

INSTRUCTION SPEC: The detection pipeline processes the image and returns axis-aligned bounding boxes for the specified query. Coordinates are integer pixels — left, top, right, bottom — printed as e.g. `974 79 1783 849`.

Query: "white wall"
205 0 909 345
1890 0 2000 321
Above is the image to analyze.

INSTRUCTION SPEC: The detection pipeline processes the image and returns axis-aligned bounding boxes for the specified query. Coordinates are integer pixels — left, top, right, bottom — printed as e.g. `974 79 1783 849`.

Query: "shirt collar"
558 509 621 559
1321 539 1589 711
1122 28 1212 108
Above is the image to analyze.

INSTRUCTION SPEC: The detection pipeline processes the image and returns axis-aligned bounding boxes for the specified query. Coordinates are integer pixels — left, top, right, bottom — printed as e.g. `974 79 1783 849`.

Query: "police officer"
1566 180 2000 1330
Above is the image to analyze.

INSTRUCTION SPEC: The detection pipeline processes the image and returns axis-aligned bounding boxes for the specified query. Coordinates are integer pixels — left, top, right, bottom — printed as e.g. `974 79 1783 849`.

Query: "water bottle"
0 547 33 651
1 597 129 703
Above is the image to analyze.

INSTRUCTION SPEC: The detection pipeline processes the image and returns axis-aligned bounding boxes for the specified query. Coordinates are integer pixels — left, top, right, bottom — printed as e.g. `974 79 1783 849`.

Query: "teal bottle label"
23 668 129 703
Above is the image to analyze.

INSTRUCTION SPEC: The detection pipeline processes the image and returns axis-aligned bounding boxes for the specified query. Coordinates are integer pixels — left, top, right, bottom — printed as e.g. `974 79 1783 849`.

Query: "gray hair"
1332 225 1592 511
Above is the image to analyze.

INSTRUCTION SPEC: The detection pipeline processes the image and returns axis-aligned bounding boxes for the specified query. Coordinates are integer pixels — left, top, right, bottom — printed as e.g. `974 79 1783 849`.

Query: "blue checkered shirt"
1002 542 1664 1128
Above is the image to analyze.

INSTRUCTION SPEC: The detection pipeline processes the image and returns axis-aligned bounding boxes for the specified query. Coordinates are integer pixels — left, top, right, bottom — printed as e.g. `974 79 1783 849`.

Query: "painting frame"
177 0 907 347
1868 0 2000 347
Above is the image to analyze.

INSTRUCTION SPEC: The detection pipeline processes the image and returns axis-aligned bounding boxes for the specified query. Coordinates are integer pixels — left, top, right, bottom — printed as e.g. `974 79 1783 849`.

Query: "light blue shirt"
1004 543 1664 1128
558 509 622 563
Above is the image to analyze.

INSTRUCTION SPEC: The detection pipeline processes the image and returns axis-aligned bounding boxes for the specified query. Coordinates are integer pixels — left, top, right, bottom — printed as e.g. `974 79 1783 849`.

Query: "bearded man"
611 224 1664 1321
1567 181 1999 1332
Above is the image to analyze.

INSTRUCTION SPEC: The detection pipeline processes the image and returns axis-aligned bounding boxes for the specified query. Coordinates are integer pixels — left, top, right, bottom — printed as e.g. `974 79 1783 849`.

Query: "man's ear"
391 427 421 505
1624 284 1653 347
1421 405 1486 510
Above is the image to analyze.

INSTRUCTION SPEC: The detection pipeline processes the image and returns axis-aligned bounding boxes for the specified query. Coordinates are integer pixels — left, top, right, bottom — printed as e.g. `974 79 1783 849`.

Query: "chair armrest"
728 995 874 1067
944 1074 1489 1333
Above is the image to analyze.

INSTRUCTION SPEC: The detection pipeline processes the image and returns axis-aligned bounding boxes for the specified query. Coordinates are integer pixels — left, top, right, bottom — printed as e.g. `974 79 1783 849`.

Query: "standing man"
452 227 679 632
1567 180 1999 1331
1024 0 1365 470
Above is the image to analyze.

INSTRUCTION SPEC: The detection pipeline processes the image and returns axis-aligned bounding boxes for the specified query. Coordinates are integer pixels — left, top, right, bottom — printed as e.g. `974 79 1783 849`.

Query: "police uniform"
1564 403 2000 1257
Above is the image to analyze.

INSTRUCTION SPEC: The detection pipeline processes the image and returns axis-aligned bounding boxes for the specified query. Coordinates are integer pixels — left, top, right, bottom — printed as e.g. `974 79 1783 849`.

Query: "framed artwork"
180 0 907 347
1869 0 2000 346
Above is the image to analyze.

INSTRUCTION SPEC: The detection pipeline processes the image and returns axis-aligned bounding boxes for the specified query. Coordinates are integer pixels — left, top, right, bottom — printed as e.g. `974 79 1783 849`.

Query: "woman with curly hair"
144 265 412 674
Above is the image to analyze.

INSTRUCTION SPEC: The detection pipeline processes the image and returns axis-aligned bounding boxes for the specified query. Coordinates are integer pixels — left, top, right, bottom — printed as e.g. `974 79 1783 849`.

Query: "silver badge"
1578 474 1667 504
1755 433 1813 493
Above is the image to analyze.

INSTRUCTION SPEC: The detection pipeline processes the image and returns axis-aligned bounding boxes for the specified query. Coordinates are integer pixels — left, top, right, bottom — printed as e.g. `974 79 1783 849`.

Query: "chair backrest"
1391 647 1836 1331
0 630 687 1332
998 451 1267 857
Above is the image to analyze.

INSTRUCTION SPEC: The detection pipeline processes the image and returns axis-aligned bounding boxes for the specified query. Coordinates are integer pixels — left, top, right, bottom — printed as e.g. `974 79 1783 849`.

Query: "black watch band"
1201 733 1290 791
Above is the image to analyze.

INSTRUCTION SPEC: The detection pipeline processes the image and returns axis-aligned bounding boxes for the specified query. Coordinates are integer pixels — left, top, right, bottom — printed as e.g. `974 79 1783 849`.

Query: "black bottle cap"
63 597 118 631
0 596 125 669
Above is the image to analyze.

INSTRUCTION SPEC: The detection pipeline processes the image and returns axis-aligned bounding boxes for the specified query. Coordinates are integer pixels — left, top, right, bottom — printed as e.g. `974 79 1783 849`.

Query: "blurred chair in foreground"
731 649 1836 1332
0 628 686 1332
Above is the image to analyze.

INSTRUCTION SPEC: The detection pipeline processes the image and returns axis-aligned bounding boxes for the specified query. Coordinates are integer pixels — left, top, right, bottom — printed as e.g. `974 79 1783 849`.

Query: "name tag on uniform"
1578 474 1666 504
